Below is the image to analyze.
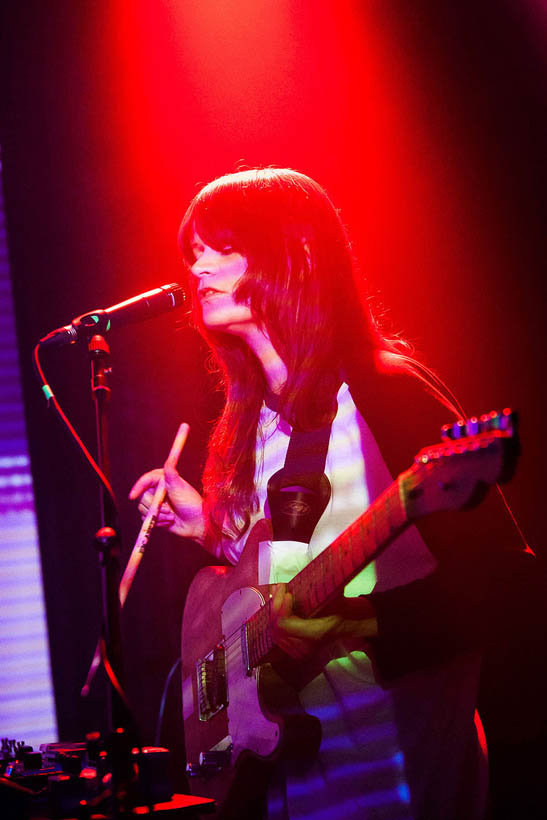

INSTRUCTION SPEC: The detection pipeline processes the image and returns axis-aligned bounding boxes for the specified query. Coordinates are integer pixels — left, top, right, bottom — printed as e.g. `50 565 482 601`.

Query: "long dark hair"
178 168 457 547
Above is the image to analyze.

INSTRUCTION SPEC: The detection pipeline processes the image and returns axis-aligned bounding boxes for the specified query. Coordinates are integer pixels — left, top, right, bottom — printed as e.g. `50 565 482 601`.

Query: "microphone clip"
38 309 110 348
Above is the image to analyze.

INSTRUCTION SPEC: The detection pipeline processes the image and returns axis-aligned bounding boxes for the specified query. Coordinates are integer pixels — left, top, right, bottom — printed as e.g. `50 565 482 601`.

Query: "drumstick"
81 422 190 697
118 476 166 605
119 422 189 604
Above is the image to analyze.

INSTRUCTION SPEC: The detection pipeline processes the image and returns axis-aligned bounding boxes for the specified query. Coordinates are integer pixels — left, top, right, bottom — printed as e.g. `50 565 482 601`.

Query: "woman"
130 168 502 819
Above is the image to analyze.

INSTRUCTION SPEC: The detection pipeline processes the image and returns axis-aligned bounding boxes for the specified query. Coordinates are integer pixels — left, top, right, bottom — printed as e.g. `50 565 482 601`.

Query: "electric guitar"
181 410 518 817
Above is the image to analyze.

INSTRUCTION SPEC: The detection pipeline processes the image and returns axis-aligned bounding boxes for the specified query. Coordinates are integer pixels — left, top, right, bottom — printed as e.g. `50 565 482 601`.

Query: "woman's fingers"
138 497 174 518
155 512 176 527
128 468 164 500
136 489 164 513
269 583 349 659
129 424 206 542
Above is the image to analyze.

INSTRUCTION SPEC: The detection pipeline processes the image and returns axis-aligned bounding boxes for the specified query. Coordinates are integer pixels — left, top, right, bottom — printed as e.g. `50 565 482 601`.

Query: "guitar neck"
245 477 409 669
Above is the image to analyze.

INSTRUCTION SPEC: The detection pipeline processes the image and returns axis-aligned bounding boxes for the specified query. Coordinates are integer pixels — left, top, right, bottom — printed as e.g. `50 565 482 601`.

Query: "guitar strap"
266 422 332 544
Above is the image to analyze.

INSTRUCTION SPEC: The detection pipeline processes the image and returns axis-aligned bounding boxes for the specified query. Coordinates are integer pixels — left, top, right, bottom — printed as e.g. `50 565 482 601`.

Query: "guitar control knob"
186 748 232 777
199 749 232 769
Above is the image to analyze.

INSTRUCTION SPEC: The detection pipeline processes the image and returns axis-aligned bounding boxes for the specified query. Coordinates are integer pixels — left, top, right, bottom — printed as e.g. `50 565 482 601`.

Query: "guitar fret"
296 564 317 613
355 516 368 565
311 555 326 606
375 506 390 545
332 539 346 587
320 549 336 598
323 548 337 598
290 571 304 611
342 524 357 577
294 565 310 617
387 483 406 533
370 504 379 552
320 550 332 598
304 564 318 612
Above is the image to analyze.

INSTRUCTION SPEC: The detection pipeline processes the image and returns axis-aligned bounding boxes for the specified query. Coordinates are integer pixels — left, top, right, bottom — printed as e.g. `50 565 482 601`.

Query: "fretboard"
245 477 409 669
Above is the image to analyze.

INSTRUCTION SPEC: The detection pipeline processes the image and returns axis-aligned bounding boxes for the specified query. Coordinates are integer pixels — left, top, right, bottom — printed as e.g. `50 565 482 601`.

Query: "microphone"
39 283 185 348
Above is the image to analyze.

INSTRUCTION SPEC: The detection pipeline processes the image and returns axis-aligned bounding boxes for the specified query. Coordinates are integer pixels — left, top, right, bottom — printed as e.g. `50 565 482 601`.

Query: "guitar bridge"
196 645 228 721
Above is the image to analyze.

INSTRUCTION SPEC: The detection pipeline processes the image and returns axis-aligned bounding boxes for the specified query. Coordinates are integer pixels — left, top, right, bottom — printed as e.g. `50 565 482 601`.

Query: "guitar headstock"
402 409 519 520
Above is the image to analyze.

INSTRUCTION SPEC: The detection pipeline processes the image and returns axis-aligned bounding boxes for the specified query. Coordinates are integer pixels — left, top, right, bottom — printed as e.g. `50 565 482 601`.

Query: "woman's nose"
191 259 211 278
191 250 219 278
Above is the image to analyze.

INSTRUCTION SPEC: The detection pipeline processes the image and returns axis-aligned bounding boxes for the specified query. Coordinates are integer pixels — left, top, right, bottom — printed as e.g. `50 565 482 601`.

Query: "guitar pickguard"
220 587 280 760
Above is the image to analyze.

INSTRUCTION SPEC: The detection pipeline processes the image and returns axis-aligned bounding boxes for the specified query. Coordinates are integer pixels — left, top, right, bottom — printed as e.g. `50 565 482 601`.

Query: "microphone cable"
33 341 117 507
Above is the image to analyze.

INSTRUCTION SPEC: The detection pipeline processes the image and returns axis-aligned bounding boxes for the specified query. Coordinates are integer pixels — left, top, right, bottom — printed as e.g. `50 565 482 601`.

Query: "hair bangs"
178 174 271 267
179 168 328 266
178 201 239 269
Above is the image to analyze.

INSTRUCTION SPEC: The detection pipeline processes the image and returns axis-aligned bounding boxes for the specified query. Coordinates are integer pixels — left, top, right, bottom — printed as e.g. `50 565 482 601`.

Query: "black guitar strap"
266 422 332 544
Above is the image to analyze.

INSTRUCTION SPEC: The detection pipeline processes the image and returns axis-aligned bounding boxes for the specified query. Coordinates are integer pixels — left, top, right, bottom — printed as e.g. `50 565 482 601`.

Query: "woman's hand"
269 584 378 660
129 463 206 544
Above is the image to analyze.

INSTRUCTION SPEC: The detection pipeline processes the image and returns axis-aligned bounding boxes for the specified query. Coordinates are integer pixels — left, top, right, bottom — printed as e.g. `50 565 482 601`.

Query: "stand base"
1 741 216 819
2 791 216 820
130 793 216 816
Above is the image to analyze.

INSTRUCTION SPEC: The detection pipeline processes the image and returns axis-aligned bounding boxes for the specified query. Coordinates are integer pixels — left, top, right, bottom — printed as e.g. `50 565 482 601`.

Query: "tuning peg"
440 419 466 440
441 408 514 439
490 410 502 429
499 408 514 432
466 417 479 435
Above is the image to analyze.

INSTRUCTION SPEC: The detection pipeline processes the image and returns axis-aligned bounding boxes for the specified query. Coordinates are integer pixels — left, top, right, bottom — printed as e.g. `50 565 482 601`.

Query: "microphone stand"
89 331 135 817
35 287 187 815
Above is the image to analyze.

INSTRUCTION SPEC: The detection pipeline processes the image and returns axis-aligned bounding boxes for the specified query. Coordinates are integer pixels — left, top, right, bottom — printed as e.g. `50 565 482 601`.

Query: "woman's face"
190 232 256 337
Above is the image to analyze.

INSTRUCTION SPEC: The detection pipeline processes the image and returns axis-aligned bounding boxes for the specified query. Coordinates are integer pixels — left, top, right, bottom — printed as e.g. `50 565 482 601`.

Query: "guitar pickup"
196 645 228 721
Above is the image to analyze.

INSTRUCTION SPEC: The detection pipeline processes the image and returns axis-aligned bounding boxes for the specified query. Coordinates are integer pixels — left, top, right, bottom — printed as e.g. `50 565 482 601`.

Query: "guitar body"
181 519 321 818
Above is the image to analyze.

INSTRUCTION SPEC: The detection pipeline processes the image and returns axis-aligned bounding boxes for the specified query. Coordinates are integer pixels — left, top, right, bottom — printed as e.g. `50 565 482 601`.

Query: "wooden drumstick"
119 422 189 604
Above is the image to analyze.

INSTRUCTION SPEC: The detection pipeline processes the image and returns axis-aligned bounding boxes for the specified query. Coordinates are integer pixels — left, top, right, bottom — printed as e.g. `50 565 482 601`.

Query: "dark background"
1 0 546 814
